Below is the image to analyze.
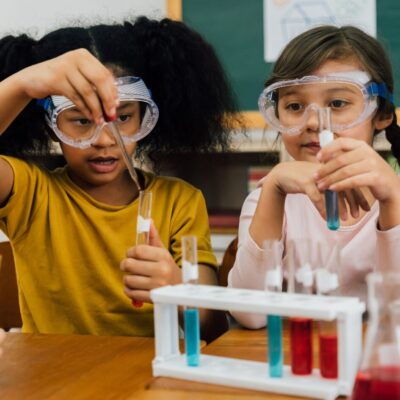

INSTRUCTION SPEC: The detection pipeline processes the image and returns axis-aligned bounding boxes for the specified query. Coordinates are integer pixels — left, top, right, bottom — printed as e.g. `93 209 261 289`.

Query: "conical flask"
351 272 400 400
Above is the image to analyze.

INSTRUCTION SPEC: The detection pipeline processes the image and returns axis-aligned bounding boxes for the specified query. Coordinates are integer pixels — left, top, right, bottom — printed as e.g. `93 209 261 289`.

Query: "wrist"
263 166 287 199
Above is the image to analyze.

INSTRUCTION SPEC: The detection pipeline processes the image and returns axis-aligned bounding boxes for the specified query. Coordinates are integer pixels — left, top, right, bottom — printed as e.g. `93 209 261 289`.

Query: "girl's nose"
91 124 117 147
305 108 320 132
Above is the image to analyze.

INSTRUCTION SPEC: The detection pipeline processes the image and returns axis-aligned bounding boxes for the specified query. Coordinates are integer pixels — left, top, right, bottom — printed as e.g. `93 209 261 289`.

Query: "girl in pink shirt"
228 25 400 329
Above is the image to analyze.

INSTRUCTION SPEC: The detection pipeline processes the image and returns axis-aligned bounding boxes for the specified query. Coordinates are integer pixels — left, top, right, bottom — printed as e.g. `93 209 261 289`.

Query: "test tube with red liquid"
287 240 313 375
316 244 340 379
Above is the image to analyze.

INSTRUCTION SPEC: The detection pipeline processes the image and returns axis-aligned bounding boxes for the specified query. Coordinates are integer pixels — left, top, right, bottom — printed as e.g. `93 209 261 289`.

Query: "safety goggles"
258 71 393 135
38 76 159 148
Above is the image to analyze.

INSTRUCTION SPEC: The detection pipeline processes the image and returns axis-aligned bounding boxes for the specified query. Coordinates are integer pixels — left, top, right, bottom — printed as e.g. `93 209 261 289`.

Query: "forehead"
311 59 365 76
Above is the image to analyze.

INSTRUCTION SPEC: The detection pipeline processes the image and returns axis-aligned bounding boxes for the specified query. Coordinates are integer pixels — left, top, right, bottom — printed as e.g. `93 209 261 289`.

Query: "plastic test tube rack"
150 284 365 400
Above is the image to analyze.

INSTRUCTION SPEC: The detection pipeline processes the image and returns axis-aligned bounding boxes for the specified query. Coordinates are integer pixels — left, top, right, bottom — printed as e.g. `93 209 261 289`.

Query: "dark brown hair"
266 25 400 160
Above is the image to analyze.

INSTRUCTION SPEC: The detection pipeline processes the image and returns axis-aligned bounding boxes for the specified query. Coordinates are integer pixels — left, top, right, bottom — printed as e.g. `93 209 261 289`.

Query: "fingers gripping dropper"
104 114 149 308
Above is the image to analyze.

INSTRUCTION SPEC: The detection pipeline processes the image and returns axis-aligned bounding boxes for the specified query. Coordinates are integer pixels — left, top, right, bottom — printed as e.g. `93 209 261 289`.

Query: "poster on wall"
264 0 376 62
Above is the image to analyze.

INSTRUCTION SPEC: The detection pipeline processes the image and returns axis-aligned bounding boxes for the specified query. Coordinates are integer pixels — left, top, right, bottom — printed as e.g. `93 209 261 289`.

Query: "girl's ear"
375 112 394 131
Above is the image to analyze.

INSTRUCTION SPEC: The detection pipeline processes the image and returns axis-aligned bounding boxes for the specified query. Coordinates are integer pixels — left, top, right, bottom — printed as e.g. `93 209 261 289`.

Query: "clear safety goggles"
38 76 159 148
258 71 393 135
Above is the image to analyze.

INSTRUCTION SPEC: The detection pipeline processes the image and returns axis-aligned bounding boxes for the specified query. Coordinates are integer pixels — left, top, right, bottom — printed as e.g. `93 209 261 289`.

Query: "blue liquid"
267 315 283 377
325 190 339 230
184 308 200 366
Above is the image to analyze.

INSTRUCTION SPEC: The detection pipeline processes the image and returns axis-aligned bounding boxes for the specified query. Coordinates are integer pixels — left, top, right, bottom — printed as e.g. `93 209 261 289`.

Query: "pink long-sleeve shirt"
228 188 400 329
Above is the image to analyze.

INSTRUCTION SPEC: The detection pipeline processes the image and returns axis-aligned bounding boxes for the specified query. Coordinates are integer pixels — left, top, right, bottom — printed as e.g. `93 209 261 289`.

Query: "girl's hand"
267 160 369 221
17 49 118 123
315 137 400 204
120 223 182 304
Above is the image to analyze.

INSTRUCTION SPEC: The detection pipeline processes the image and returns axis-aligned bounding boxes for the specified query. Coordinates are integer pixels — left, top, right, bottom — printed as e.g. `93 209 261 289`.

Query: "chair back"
0 241 22 329
218 237 238 287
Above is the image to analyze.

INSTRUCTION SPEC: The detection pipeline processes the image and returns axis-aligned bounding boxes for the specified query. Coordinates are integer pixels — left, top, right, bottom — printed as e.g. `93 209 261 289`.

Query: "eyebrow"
117 102 139 111
279 86 360 97
64 101 139 115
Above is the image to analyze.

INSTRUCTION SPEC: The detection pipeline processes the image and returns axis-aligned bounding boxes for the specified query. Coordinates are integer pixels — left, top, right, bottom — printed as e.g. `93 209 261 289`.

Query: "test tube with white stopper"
319 107 339 230
132 190 152 308
182 235 200 366
264 240 283 378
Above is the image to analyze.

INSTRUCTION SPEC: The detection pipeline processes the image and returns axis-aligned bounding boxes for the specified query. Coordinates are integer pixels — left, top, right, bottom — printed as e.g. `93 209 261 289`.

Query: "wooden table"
0 333 155 399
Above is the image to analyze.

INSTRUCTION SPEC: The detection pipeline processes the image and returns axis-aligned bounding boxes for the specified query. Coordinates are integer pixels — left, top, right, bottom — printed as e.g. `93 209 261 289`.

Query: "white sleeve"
227 188 284 329
377 223 400 272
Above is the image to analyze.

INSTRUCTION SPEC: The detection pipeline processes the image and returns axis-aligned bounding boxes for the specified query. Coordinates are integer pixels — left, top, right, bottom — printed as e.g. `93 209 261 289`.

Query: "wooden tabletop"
0 333 155 399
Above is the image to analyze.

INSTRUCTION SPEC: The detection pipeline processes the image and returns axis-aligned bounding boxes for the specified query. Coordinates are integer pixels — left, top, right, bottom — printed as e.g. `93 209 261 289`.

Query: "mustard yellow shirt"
0 156 217 336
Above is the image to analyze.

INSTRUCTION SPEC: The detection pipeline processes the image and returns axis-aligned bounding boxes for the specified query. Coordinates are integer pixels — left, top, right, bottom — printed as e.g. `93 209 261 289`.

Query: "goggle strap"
367 82 394 105
36 97 52 113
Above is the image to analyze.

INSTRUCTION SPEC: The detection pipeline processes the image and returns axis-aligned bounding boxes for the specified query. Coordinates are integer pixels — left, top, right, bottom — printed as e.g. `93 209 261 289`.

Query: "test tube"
182 235 200 367
288 239 313 375
319 108 339 230
264 240 283 378
132 190 152 308
316 244 340 379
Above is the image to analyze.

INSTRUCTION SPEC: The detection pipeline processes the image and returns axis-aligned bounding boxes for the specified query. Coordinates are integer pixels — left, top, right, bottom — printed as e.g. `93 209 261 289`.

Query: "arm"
227 188 285 329
0 49 118 205
0 74 29 204
228 162 325 329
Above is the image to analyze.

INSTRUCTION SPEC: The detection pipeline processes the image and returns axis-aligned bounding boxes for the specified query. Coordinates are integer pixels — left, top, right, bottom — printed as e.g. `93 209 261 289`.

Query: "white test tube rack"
151 284 365 400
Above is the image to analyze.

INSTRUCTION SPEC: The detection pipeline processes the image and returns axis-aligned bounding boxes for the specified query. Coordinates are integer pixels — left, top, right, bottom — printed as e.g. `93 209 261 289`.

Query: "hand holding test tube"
132 190 152 308
182 235 200 367
319 108 339 230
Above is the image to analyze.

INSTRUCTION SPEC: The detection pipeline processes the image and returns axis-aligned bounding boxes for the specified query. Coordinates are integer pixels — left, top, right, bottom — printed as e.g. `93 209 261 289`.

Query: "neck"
68 169 140 205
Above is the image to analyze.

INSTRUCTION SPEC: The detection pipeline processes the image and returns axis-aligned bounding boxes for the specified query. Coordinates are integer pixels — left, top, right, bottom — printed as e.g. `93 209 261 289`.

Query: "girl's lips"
302 142 321 154
88 157 119 173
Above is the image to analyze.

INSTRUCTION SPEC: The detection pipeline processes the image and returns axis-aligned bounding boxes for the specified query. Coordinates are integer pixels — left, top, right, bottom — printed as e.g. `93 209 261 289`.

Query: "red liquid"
290 317 313 375
351 367 400 400
319 334 338 378
132 300 143 308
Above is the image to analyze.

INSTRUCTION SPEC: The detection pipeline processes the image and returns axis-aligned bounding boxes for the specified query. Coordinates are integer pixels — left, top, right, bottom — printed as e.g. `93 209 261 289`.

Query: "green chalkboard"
182 0 400 111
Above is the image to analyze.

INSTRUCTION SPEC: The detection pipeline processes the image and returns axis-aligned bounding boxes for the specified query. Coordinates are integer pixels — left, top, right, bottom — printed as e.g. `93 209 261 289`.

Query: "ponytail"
0 34 36 80
0 34 51 159
384 112 400 163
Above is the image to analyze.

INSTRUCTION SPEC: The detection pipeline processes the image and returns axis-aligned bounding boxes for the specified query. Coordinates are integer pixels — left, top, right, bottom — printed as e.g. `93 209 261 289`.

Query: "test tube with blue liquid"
132 190 152 308
182 235 200 367
319 108 339 230
264 240 283 378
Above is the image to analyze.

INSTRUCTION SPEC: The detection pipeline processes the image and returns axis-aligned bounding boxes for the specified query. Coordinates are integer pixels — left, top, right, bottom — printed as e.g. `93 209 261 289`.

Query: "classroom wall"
0 0 166 38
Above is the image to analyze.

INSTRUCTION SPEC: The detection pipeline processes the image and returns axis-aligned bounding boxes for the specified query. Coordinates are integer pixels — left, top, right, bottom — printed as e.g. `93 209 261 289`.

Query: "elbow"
229 311 266 330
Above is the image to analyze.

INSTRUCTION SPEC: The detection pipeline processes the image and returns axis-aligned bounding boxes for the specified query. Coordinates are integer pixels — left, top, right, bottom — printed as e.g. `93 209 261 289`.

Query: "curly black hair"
0 17 242 163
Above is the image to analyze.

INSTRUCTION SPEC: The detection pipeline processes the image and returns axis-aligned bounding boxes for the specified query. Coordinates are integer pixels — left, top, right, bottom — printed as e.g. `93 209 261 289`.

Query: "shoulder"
0 155 52 181
142 170 202 198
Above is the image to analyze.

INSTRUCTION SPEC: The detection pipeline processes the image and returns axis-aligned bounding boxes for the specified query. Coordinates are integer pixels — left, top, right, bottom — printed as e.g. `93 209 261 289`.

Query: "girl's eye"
330 99 348 109
73 118 92 127
117 114 131 123
286 103 303 112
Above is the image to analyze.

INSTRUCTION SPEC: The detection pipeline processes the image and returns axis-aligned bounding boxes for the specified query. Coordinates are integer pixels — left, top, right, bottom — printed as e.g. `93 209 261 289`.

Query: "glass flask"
351 272 400 400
